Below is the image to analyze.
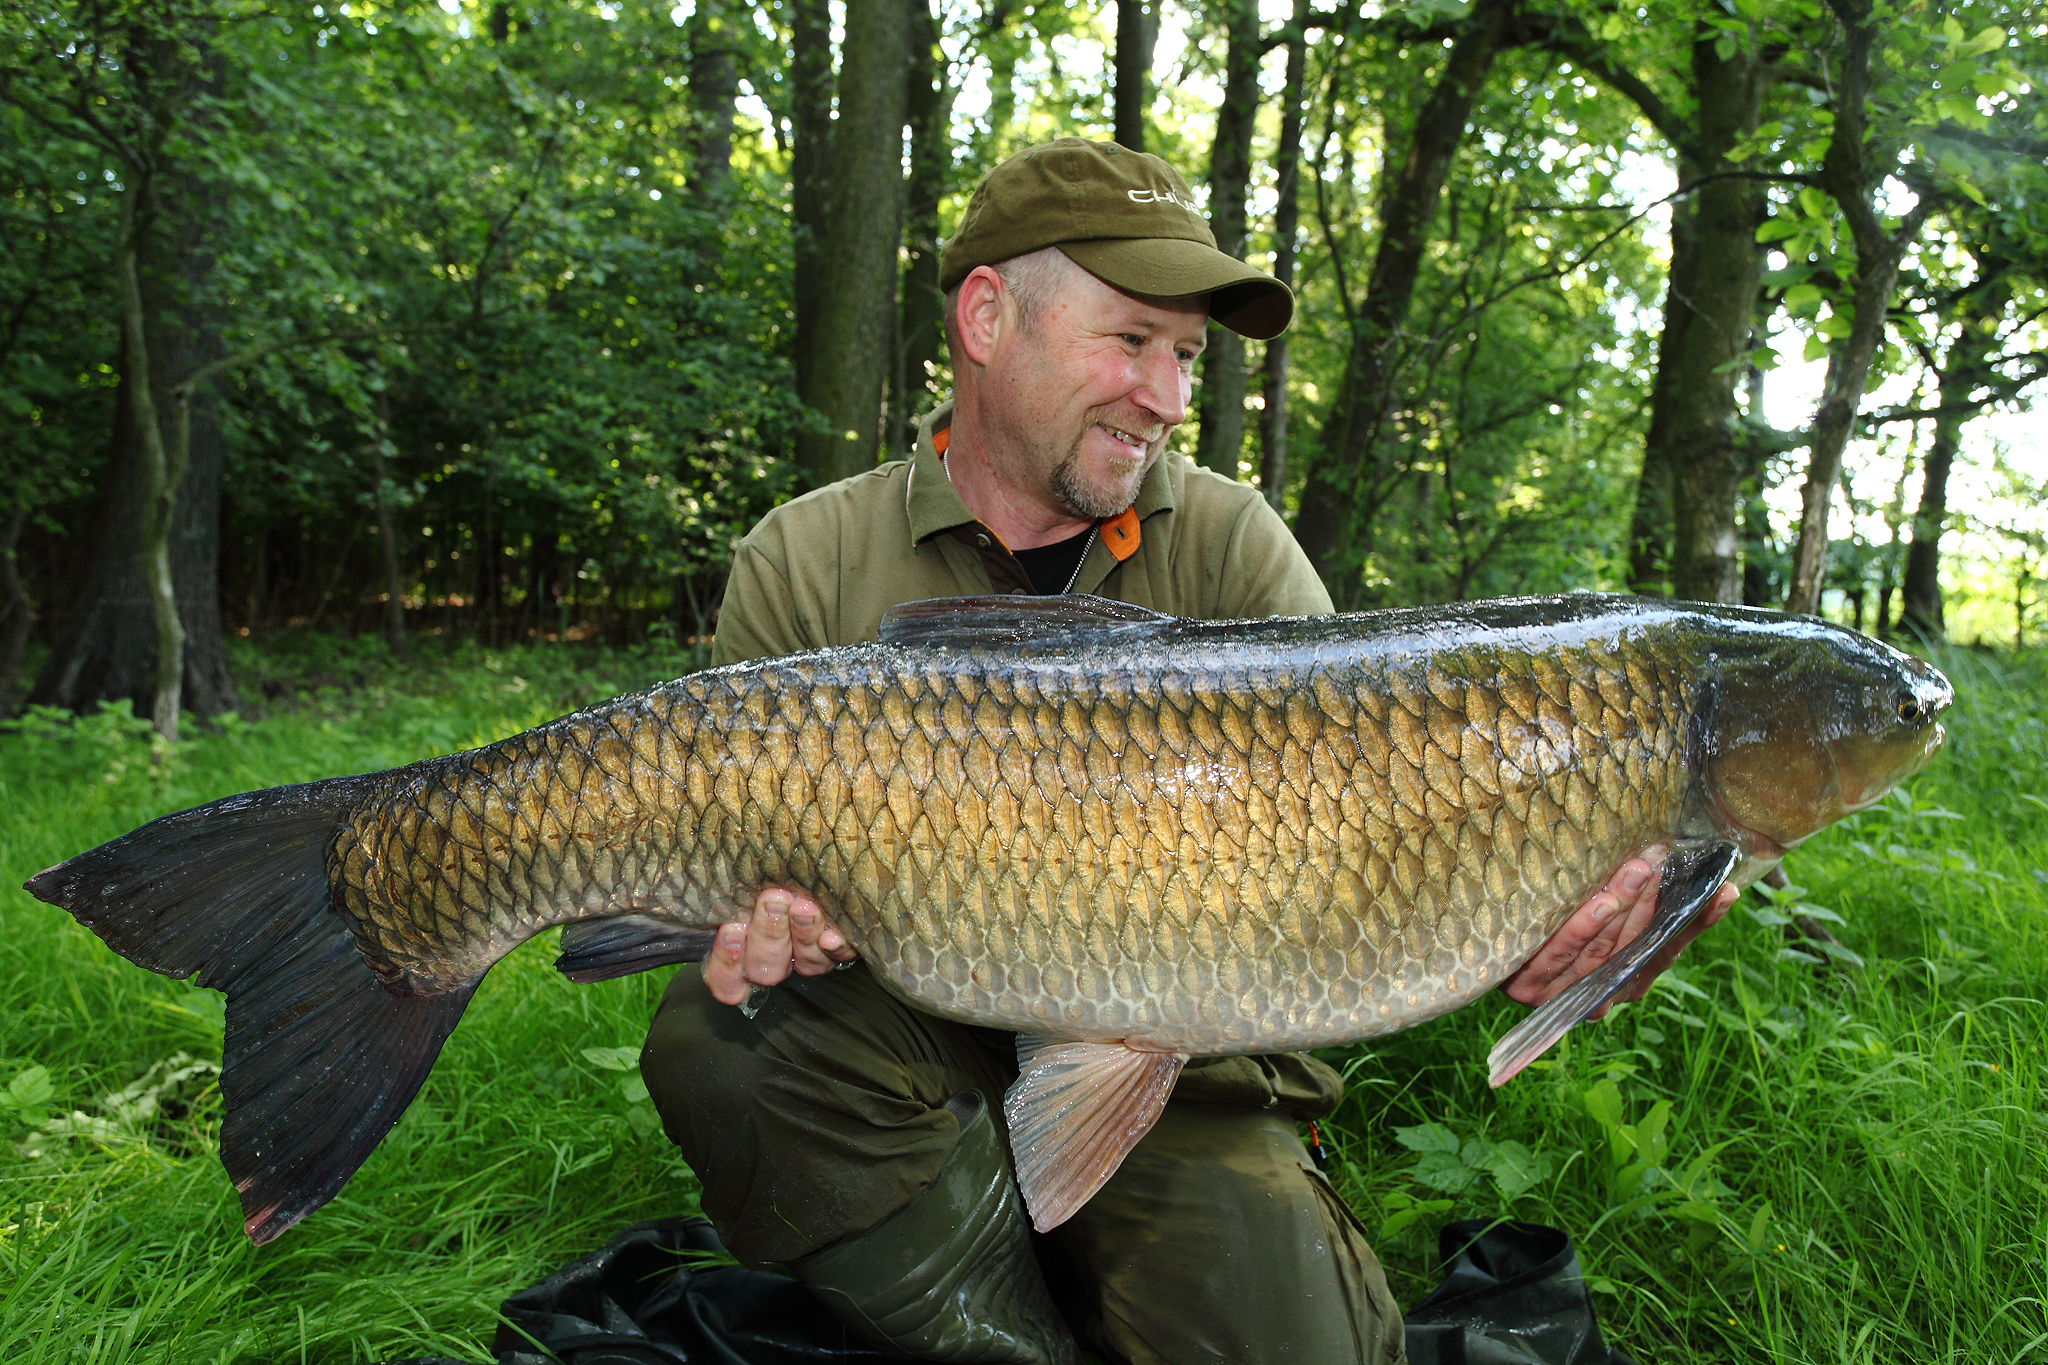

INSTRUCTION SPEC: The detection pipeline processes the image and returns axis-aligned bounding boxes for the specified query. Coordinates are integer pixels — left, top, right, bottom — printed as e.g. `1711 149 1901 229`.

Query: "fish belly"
331 632 1694 1051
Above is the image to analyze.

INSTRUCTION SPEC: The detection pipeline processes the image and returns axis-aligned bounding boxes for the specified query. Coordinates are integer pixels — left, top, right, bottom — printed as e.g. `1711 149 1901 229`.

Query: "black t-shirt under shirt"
1009 525 1096 596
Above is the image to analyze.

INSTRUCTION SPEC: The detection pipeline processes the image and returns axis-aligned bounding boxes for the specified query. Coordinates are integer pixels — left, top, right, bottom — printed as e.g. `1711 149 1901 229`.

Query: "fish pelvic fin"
555 915 718 983
1003 1036 1186 1232
24 777 479 1244
1487 837 1742 1089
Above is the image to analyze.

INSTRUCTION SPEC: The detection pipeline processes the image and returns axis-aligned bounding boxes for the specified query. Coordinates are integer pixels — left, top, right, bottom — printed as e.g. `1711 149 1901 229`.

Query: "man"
641 139 1733 1365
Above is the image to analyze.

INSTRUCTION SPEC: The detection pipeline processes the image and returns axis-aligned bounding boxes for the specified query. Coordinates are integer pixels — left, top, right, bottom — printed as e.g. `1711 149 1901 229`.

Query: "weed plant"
1 635 2043 1363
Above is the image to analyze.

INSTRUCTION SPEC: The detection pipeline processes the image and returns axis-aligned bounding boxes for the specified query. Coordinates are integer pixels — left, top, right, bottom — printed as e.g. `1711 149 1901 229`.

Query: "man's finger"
788 895 857 976
741 887 796 987
1501 859 1653 1005
703 921 752 1006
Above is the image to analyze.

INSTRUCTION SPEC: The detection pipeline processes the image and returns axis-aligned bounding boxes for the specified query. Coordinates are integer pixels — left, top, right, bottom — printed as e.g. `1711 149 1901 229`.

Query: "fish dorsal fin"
1487 837 1742 1087
879 594 1174 650
1003 1035 1188 1232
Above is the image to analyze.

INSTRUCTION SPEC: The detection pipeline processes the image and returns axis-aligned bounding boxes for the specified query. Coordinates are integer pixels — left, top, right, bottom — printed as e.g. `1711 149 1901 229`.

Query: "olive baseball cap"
938 138 1293 340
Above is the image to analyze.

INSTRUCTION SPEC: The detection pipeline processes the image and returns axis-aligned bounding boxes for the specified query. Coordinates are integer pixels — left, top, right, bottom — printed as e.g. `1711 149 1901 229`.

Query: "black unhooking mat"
384 1218 904 1364
382 1215 1633 1364
1403 1219 1638 1365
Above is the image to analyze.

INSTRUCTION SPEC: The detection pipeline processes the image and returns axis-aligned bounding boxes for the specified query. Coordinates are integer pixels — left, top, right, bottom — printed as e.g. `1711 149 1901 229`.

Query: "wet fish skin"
332 593 1942 1053
28 592 1951 1241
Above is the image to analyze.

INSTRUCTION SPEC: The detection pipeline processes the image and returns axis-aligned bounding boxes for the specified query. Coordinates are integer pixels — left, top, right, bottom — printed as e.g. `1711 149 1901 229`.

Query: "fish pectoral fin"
1487 837 1742 1089
555 915 719 983
1003 1036 1187 1233
879 593 1174 649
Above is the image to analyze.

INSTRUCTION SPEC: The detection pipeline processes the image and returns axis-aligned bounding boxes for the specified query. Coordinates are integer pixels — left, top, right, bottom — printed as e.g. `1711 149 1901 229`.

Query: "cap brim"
1059 239 1293 340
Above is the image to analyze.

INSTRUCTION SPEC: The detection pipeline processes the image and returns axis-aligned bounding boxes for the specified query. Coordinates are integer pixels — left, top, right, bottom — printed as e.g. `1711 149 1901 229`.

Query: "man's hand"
1501 858 1737 1014
703 886 859 1006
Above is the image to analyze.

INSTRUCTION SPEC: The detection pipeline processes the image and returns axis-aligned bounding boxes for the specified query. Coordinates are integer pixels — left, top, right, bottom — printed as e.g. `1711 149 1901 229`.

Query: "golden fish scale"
328 633 1693 1051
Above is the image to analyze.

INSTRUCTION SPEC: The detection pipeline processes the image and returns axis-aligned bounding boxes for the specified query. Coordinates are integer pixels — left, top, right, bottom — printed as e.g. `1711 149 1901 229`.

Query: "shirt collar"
905 398 1179 550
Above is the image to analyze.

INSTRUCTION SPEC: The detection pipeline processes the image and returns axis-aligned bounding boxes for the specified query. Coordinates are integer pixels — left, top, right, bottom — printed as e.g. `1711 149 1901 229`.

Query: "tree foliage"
1 0 2043 720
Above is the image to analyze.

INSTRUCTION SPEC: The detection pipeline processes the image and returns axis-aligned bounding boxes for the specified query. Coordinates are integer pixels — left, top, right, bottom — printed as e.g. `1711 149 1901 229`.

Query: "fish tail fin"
24 778 478 1244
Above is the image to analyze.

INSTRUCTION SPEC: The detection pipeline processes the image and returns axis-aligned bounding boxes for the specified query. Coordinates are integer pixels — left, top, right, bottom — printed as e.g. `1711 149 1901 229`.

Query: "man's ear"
954 265 1007 369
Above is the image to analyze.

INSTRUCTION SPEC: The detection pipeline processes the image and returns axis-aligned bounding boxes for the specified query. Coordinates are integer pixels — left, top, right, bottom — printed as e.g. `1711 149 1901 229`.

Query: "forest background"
3 2 2048 1362
1 0 2045 740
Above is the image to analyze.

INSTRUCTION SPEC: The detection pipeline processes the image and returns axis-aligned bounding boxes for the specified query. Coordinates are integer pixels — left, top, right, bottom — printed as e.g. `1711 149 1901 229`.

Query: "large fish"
27 594 1950 1242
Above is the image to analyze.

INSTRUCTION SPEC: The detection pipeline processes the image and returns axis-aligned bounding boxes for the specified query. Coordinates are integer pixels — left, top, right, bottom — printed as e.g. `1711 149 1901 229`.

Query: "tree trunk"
793 0 909 487
0 508 34 710
29 58 237 727
1293 0 1511 595
686 0 741 197
1193 0 1263 478
369 408 411 663
1257 0 1312 509
1663 33 1764 604
113 185 188 741
1785 0 1927 616
890 0 952 458
1114 0 1158 151
789 0 835 400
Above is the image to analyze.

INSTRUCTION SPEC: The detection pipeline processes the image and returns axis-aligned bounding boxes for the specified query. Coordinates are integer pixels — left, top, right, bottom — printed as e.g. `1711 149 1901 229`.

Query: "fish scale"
31 592 1951 1242
327 620 1690 1046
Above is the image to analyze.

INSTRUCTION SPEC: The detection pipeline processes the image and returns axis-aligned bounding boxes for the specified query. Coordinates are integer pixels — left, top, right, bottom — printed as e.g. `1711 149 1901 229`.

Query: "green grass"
2 633 2044 1364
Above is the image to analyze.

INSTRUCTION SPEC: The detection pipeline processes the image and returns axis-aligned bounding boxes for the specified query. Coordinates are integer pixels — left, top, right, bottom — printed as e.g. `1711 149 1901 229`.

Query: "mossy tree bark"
1785 0 1934 616
1293 0 1512 599
1113 0 1157 152
1193 0 1264 479
1256 0 1313 510
792 0 909 487
889 0 952 459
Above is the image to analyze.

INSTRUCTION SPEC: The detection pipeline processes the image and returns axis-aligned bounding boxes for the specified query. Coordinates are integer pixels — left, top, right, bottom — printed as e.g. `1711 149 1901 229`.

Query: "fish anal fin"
556 915 717 983
1487 837 1741 1088
879 594 1173 650
1003 1036 1187 1232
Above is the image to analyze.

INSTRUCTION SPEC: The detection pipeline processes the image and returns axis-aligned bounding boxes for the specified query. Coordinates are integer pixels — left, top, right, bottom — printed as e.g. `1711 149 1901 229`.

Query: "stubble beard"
1047 429 1157 521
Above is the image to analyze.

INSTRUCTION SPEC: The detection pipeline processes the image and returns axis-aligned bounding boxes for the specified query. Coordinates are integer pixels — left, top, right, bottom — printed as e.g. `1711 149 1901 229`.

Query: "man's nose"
1131 343 1188 427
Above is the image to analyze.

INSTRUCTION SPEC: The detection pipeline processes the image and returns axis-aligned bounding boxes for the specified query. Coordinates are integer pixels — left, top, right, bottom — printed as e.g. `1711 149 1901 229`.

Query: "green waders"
641 963 1407 1365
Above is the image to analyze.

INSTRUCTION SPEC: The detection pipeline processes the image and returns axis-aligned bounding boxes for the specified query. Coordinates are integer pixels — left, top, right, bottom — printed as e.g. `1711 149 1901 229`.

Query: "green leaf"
581 1046 641 1072
1803 333 1831 362
1784 282 1824 312
1797 186 1830 221
1954 177 1988 207
1962 24 2007 57
1394 1121 1463 1155
620 1074 650 1104
1482 1140 1554 1199
2 1064 55 1128
1756 218 1802 243
1582 1079 1627 1130
1412 1150 1486 1194
1746 1201 1775 1254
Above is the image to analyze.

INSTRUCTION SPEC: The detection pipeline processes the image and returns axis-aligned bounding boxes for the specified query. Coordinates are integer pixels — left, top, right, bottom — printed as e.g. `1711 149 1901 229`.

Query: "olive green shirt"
711 400 1332 666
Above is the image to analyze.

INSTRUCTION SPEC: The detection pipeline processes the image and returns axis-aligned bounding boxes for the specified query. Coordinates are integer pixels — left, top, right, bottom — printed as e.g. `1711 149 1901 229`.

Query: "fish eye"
1895 692 1923 724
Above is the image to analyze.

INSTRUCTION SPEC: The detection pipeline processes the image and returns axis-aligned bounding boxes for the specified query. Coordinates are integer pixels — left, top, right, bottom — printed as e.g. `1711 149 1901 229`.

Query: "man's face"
986 261 1207 521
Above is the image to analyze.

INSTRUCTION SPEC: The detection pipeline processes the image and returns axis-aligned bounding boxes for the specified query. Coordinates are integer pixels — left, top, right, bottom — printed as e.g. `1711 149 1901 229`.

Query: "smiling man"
640 139 1728 1365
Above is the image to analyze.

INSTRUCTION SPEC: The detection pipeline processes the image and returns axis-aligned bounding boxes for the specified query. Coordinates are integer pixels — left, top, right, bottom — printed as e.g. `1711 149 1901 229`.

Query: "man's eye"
1176 349 1197 365
1121 334 1145 348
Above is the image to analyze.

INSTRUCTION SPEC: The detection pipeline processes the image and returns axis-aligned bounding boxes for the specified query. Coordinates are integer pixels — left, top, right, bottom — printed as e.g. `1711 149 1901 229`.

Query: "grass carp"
28 593 1950 1241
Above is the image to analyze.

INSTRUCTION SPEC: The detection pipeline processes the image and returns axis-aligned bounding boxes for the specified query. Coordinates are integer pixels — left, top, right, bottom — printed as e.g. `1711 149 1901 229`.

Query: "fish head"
1698 624 1952 855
